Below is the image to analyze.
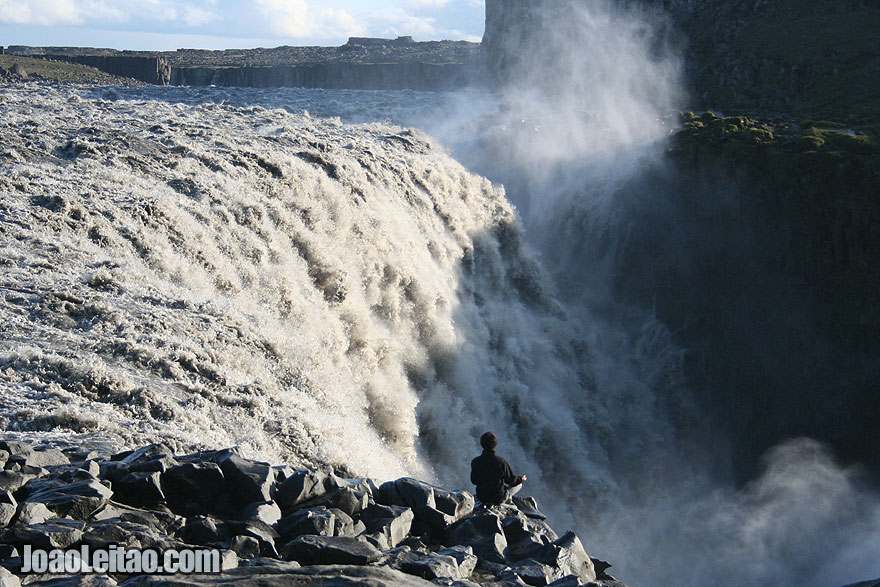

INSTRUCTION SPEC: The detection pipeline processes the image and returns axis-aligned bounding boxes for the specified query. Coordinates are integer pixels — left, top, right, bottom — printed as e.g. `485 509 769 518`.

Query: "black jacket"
470 449 523 505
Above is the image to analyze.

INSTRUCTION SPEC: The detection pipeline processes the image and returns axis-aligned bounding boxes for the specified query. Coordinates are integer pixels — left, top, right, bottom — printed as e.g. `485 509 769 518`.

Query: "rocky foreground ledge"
0 441 623 586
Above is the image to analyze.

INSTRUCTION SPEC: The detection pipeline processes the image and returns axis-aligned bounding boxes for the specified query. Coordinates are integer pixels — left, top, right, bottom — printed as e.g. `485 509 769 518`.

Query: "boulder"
444 513 508 563
82 519 164 550
382 546 467 581
328 507 360 537
0 503 16 527
503 517 558 561
5 518 84 549
230 535 261 559
276 506 335 539
436 489 475 520
118 563 432 586
178 515 228 546
334 486 369 516
377 478 458 533
284 535 382 565
114 444 174 466
228 520 280 558
216 453 275 506
0 441 34 459
0 566 20 587
24 479 113 520
161 462 225 516
359 504 414 548
275 467 332 510
512 496 547 520
15 502 54 525
377 478 435 510
534 531 596 584
7 448 69 469
0 471 36 493
241 500 281 527
114 471 165 507
25 575 117 586
437 545 478 579
91 502 185 536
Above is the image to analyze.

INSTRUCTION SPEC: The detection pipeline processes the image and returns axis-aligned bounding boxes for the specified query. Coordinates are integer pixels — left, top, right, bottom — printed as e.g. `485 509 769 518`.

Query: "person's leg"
505 483 523 501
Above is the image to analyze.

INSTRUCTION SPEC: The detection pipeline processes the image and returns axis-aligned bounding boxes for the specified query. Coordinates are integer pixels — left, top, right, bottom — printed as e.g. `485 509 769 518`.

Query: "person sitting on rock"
470 431 527 506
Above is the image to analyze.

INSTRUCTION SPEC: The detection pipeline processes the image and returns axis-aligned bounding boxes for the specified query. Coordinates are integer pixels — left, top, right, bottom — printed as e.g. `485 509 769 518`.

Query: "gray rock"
161 462 225 516
503 516 557 561
80 460 102 478
230 535 261 558
438 545 478 579
284 534 382 565
24 478 113 520
91 502 185 536
118 563 432 586
229 520 279 558
241 500 281 527
0 502 15 527
377 477 436 510
377 478 457 532
0 471 36 493
115 471 165 507
82 518 164 549
444 513 508 563
27 575 118 586
128 456 178 475
328 507 358 537
276 506 335 539
178 515 228 546
512 496 546 520
382 545 465 581
216 453 275 506
0 490 16 505
360 503 414 548
334 486 370 516
0 566 20 587
0 440 34 459
6 518 84 549
436 489 475 520
7 448 69 469
545 576 582 586
275 467 332 510
15 502 54 525
114 444 174 466
535 531 596 584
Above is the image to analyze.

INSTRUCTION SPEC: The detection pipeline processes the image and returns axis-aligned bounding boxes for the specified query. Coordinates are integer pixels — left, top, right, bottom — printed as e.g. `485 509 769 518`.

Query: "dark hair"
480 431 498 450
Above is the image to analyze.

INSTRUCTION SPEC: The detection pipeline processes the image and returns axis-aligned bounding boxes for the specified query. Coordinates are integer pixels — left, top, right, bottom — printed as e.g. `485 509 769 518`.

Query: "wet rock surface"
0 440 621 586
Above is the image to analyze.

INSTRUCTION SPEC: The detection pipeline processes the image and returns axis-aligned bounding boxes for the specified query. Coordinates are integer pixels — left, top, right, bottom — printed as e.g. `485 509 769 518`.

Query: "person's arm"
501 458 524 486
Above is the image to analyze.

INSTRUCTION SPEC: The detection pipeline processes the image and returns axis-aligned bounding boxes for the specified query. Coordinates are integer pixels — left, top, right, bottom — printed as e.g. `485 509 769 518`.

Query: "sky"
0 0 486 51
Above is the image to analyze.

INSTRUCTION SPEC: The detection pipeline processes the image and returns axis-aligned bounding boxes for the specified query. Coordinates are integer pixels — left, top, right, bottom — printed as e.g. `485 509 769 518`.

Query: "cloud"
183 5 218 27
255 0 363 40
0 0 218 28
0 0 83 25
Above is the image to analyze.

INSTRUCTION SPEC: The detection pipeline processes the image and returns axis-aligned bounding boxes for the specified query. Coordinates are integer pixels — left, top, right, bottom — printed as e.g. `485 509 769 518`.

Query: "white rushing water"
0 83 672 525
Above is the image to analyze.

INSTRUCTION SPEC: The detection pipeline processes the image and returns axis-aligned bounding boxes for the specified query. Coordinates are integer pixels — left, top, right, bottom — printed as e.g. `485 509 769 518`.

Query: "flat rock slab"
5 518 84 549
284 535 382 566
120 564 435 586
24 479 113 520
